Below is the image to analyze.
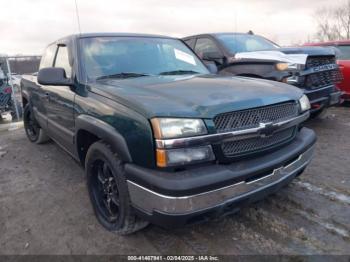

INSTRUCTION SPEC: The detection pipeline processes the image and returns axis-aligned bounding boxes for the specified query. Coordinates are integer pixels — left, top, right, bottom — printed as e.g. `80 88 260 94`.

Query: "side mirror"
204 61 218 74
38 67 72 86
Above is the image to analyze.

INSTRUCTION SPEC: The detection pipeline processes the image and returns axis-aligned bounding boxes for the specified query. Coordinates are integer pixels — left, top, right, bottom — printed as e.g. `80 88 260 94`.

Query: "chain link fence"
0 56 40 124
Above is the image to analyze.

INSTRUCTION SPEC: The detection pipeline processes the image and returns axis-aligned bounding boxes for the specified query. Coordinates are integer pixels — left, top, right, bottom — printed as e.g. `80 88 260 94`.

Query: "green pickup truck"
21 33 316 234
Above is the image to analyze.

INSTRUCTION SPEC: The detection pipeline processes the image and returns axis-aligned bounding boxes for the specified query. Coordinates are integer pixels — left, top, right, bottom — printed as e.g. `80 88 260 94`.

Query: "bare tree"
315 0 350 41
336 0 350 38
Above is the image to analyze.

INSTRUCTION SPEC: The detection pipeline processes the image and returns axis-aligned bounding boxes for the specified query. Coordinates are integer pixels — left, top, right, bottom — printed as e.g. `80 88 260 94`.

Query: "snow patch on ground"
295 181 350 205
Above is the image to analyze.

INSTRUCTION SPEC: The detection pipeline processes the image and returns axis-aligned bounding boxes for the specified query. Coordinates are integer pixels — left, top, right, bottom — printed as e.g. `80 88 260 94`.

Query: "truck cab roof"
51 33 176 45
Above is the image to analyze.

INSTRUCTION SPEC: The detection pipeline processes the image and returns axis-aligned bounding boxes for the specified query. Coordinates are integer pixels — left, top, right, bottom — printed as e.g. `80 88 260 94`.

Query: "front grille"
213 102 299 158
221 127 296 157
213 102 298 133
305 56 336 69
304 56 343 89
305 69 343 89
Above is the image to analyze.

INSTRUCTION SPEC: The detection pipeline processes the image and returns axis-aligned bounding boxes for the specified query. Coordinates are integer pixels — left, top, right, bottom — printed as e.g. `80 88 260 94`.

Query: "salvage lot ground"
0 107 349 255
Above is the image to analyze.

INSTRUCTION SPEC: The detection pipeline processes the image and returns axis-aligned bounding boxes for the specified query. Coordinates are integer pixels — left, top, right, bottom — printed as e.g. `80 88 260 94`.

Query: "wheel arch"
75 115 132 166
21 90 30 108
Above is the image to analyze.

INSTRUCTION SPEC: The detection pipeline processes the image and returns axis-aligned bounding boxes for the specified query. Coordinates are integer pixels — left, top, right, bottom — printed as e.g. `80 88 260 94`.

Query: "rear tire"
23 104 50 144
85 141 149 235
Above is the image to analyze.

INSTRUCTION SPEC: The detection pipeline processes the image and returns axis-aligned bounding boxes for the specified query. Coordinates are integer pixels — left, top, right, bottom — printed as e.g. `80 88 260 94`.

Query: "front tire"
310 108 328 119
85 141 149 235
23 104 49 144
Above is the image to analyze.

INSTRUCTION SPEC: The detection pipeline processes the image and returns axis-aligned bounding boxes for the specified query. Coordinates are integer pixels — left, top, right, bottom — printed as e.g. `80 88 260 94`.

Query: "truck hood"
235 46 336 65
91 75 303 119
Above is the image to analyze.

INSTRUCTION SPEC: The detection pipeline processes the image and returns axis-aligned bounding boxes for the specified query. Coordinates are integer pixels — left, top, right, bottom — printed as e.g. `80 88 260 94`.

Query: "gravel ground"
0 107 349 255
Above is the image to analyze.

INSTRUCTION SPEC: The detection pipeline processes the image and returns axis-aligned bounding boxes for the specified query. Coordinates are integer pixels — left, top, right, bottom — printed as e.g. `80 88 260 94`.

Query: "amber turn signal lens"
156 149 167 167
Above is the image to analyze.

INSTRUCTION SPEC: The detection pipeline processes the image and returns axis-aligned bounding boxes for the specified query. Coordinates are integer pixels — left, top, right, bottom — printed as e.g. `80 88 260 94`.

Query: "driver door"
46 44 76 154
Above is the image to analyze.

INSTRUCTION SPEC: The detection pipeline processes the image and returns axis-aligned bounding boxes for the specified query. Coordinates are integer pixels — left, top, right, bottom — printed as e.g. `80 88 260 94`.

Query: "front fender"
75 114 132 163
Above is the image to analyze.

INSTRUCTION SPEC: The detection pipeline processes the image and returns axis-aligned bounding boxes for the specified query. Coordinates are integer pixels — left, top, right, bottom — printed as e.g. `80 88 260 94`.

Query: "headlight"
156 146 215 167
299 95 311 112
276 63 289 71
151 118 207 139
276 62 298 71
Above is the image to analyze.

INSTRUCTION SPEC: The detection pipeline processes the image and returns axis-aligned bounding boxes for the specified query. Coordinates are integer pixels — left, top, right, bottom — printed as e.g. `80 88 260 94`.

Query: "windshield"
335 45 350 60
217 34 279 54
80 36 209 80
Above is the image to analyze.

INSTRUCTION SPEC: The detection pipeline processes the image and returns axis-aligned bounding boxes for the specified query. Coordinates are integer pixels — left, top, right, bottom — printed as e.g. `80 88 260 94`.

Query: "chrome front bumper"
329 91 342 105
127 145 315 215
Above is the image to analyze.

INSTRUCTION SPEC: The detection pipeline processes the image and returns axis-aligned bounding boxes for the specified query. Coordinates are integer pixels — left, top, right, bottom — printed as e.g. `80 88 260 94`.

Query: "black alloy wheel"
85 141 149 234
90 159 120 222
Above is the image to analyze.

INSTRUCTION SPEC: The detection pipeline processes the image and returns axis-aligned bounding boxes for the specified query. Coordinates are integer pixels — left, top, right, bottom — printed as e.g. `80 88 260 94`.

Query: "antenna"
234 8 237 54
234 8 237 33
74 0 82 34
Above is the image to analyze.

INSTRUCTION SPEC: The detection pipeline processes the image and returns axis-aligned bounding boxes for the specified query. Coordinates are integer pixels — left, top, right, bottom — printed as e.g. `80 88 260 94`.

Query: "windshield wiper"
96 72 151 80
158 70 200 75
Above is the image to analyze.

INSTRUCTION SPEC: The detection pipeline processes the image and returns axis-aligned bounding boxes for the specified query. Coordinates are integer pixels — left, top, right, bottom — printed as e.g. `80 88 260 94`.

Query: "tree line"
5 56 41 75
315 0 350 41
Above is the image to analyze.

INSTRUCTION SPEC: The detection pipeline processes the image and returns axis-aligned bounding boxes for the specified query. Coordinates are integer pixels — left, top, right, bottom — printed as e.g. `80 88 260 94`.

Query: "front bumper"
302 85 342 113
341 92 350 101
125 127 316 227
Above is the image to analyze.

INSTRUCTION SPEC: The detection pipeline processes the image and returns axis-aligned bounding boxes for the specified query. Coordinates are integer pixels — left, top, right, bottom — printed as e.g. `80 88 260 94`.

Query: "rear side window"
54 46 72 78
335 45 350 60
194 38 221 58
39 45 57 69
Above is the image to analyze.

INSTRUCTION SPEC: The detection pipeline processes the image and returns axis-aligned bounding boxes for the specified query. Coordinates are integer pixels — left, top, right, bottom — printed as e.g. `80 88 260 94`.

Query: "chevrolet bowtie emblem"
259 122 278 137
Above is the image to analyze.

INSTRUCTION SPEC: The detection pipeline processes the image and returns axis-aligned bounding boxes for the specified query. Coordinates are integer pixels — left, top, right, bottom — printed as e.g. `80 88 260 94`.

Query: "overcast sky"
0 0 343 55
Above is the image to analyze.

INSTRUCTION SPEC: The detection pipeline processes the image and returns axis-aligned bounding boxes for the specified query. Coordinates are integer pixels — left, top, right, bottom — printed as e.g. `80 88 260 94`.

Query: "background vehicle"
9 73 22 91
21 33 316 234
183 32 343 116
304 40 350 102
0 61 21 121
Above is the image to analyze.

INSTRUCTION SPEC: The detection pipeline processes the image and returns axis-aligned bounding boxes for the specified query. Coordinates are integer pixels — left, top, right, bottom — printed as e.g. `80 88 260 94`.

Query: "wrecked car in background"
304 40 350 102
0 58 21 121
183 32 343 117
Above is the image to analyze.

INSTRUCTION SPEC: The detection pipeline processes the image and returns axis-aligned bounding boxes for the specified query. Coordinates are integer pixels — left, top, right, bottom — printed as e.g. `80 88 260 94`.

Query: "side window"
54 46 72 78
194 38 221 58
184 38 196 49
39 45 57 69
335 45 350 60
